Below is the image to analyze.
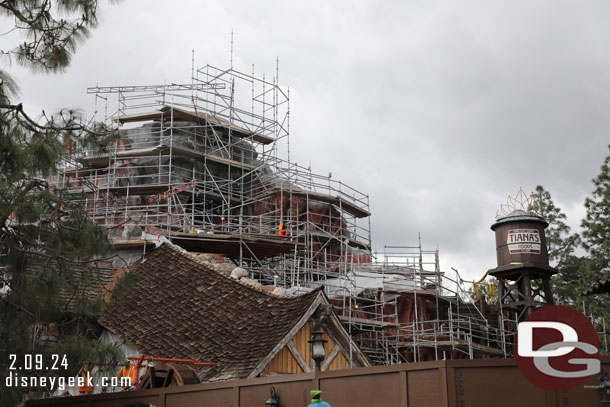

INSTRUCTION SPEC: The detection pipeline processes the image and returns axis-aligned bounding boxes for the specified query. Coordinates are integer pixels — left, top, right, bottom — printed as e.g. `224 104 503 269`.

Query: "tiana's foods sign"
507 229 541 254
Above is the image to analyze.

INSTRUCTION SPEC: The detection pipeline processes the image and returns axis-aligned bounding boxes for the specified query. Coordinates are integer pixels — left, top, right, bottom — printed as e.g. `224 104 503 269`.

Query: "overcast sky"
2 1 609 281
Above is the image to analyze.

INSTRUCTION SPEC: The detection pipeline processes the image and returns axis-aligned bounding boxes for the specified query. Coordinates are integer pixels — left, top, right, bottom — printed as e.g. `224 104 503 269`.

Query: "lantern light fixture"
308 331 327 371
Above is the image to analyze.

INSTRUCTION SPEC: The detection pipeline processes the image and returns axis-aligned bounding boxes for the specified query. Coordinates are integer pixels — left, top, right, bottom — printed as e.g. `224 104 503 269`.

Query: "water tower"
489 189 556 321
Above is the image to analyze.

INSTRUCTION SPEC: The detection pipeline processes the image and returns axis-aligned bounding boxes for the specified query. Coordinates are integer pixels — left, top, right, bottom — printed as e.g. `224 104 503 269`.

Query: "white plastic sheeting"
319 271 418 299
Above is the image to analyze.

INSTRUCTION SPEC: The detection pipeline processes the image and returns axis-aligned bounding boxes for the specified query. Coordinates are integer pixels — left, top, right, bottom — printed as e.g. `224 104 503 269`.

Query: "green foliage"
580 146 610 351
582 145 610 269
0 70 18 103
534 148 610 353
0 0 102 73
0 1 121 405
531 185 584 306
531 185 579 265
551 254 586 307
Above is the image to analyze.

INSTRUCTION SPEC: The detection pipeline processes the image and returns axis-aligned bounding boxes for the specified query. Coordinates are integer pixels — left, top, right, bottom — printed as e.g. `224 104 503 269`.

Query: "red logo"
514 305 600 391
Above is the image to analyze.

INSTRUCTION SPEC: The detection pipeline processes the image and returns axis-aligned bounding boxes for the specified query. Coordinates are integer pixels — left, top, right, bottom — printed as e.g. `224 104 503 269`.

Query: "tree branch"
1 102 115 144
0 295 39 321
0 1 41 26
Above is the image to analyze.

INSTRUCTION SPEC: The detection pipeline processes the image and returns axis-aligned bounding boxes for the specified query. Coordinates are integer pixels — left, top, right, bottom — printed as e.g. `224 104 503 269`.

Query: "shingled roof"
99 244 327 381
26 256 116 313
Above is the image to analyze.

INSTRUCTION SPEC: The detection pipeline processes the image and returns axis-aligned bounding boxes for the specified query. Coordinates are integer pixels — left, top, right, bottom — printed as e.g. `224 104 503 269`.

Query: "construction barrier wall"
26 357 610 407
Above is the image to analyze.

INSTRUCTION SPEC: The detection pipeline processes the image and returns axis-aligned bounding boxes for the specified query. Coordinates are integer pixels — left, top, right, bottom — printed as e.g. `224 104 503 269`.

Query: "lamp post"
309 331 327 371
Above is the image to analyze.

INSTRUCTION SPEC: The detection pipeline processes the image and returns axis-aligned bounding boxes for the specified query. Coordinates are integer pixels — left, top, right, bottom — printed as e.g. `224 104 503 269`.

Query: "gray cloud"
2 0 609 279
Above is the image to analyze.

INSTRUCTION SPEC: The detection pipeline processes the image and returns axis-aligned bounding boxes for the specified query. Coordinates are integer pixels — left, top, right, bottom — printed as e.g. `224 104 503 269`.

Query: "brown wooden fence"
26 357 610 407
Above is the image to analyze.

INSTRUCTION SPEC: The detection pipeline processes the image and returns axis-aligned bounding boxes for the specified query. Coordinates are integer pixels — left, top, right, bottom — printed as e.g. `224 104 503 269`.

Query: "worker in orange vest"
116 361 137 391
77 362 93 395
278 223 288 236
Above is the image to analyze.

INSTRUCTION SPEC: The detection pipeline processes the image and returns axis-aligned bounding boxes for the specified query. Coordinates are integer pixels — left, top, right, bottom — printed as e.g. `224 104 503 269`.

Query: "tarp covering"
285 269 420 299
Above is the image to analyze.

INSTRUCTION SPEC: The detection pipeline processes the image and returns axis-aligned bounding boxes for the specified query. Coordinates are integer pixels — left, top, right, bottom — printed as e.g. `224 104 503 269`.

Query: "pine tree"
579 146 610 352
531 185 579 265
531 186 581 305
532 184 610 351
581 145 610 271
0 2 122 405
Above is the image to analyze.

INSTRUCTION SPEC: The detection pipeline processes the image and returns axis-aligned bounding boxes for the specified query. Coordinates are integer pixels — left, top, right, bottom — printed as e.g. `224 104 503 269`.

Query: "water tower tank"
491 209 550 268
488 189 556 319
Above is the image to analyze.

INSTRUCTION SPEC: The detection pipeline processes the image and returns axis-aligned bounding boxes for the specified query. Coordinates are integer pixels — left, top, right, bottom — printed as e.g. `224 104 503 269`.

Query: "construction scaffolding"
56 63 370 277
299 243 518 365
54 62 517 367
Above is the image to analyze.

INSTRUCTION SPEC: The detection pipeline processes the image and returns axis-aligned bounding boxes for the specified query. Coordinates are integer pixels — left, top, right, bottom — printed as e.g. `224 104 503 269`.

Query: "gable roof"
99 244 328 380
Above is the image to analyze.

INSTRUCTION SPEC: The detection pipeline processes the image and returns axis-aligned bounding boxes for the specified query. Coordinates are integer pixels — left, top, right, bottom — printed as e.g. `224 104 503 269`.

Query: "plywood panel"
453 366 547 407
321 372 403 407
166 388 232 407
408 369 444 407
93 395 159 407
239 380 312 407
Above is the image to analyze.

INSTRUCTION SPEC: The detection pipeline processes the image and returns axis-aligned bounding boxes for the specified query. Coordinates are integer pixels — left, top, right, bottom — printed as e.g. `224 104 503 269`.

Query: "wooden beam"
287 340 312 373
320 345 340 372
338 315 399 328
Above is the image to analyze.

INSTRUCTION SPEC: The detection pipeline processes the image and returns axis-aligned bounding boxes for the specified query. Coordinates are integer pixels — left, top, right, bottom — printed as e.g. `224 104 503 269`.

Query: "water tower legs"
495 271 554 321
